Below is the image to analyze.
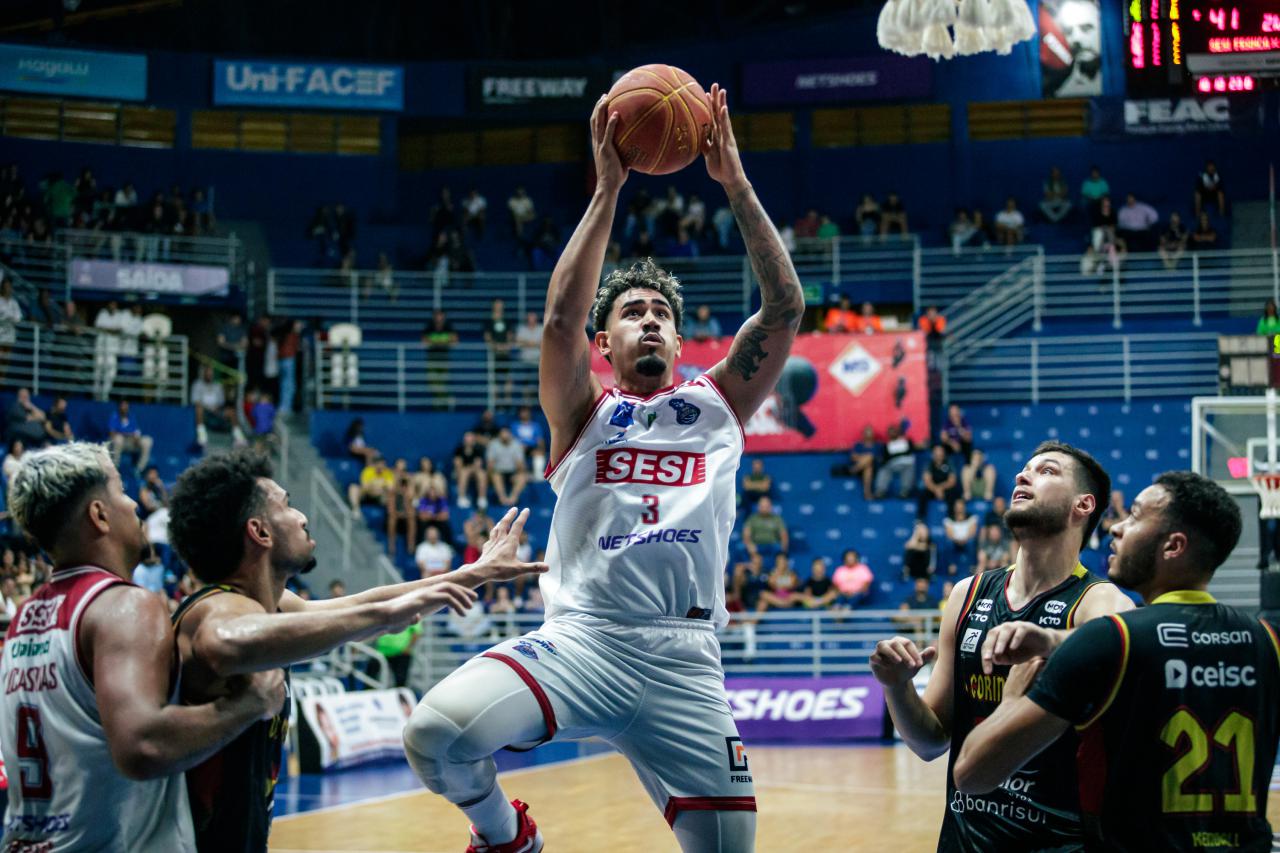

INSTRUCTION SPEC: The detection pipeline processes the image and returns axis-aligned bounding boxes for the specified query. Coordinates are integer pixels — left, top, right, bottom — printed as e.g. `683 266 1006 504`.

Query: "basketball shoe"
465 799 543 853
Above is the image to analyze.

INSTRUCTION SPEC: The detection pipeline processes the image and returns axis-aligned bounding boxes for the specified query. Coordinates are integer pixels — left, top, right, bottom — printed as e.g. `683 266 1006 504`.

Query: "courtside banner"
725 676 885 741
213 59 403 110
468 63 609 114
297 688 418 773
591 331 930 452
740 56 931 106
0 43 146 100
68 259 230 297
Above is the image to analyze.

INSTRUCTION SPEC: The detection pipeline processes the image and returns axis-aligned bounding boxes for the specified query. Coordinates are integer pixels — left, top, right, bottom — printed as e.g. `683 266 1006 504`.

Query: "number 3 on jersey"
16 704 53 800
640 494 659 524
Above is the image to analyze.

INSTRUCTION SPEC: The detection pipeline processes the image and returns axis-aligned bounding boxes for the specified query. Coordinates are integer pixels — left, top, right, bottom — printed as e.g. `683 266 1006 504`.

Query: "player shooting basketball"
403 83 803 853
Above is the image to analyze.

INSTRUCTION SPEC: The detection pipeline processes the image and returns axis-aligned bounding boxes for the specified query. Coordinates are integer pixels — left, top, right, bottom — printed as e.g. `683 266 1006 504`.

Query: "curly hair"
590 257 685 333
1155 470 1241 573
8 442 111 553
168 448 274 583
1032 440 1111 551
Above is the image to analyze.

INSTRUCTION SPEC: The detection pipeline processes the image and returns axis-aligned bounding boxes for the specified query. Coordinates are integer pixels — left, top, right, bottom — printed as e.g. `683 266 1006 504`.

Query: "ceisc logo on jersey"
669 398 701 425
594 449 706 486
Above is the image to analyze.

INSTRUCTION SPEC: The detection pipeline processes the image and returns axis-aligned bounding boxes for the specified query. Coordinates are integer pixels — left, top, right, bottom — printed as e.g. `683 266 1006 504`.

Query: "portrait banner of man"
1040 0 1103 97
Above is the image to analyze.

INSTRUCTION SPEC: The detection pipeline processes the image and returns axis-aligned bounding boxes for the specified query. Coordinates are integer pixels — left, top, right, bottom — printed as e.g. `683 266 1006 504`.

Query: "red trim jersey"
0 566 194 851
543 376 744 628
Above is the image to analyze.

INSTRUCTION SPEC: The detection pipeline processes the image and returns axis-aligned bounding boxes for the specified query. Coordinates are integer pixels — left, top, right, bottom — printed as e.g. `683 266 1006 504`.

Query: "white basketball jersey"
543 375 743 628
0 566 195 852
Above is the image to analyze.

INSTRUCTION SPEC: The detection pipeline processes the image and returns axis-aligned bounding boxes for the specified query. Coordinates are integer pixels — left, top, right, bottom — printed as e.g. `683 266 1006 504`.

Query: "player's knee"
402 702 458 763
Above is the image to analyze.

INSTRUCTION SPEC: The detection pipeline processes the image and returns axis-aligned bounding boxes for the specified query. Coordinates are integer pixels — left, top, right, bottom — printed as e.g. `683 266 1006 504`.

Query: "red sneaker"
465 799 543 853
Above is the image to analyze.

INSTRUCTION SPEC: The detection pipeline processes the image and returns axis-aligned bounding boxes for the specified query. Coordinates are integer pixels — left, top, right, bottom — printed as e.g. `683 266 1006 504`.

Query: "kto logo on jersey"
594 449 706 486
14 596 65 634
1165 658 1256 689
1043 600 1067 615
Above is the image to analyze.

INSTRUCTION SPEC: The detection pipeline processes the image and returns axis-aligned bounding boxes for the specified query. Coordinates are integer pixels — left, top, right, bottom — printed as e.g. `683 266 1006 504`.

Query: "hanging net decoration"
877 0 1036 59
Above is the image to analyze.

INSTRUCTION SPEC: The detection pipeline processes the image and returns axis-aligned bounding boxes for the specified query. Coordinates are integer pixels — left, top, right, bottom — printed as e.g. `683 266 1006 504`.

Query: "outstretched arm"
702 84 805 423
540 96 628 464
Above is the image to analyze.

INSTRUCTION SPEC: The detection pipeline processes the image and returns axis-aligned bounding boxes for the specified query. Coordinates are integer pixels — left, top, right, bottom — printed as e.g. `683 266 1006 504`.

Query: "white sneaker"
458 496 472 509
196 424 208 447
478 496 489 510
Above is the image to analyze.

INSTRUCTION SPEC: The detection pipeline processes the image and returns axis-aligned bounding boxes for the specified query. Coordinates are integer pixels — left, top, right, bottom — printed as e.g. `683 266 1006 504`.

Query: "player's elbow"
199 628 254 678
112 739 173 781
952 747 999 794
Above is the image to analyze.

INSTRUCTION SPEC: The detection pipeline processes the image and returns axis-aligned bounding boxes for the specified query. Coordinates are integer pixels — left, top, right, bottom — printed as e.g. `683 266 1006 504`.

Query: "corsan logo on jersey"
594 449 706 487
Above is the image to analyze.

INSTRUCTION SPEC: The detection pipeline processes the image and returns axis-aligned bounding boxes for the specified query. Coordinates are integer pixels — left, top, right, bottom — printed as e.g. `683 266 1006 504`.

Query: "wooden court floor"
271 745 950 852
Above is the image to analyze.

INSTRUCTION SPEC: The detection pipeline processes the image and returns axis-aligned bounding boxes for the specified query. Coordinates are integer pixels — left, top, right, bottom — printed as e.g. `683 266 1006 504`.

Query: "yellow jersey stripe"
1077 615 1130 731
1150 590 1217 605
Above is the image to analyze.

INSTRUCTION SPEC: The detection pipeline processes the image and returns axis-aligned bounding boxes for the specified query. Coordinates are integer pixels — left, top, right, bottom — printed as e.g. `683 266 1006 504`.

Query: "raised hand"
477 507 551 583
702 83 747 192
379 582 476 631
980 622 1057 675
870 636 939 686
591 94 629 194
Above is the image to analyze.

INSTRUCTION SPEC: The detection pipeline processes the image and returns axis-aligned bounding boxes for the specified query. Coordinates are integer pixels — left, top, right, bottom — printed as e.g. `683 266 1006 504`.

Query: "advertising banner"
591 331 930 452
297 688 418 772
740 57 932 106
468 63 609 114
725 676 885 741
69 260 230 297
0 43 146 101
1089 96 1263 138
213 59 403 110
1040 0 1104 97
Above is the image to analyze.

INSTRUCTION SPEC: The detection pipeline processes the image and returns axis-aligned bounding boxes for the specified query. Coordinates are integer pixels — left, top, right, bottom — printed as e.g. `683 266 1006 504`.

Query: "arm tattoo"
729 185 804 333
728 327 769 381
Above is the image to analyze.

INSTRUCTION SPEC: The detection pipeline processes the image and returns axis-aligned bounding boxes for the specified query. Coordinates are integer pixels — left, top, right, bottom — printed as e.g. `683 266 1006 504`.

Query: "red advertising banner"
591 331 930 453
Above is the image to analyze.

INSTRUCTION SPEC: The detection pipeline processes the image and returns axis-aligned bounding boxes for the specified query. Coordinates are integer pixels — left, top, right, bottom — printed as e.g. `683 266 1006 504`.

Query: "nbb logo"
595 449 706 487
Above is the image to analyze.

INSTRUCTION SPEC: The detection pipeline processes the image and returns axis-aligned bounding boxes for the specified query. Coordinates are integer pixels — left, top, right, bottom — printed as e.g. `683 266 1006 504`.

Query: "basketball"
605 64 712 176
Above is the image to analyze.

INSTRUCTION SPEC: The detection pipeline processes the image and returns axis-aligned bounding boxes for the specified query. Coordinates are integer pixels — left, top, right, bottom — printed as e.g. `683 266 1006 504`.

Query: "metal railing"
413 609 941 689
942 254 1042 367
0 321 188 403
309 466 354 579
942 332 1220 403
315 339 536 411
0 229 244 298
915 244 1044 309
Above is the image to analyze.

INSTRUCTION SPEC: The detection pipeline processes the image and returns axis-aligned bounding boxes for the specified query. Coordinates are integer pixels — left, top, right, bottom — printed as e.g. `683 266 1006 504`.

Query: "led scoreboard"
1125 0 1280 93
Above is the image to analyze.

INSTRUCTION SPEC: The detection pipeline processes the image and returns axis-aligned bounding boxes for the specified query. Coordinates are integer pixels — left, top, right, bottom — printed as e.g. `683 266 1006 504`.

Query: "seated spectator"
515 312 543 388
411 456 448 500
900 576 938 610
414 526 455 578
687 304 722 342
854 194 880 237
902 521 935 581
1080 165 1110 218
345 417 381 466
138 466 169 519
512 406 546 475
216 312 246 370
1259 300 1280 337
1159 213 1189 271
742 496 788 559
30 290 60 329
824 295 858 334
507 186 536 239
131 546 166 596
251 392 276 442
800 558 838 609
983 495 1010 534
832 549 874 608
386 458 417 560
43 396 73 444
1190 213 1218 251
941 499 979 575
833 425 877 500
917 444 961 519
1116 193 1159 252
949 209 976 253
793 209 820 241
108 400 152 472
191 366 244 448
994 197 1026 248
918 304 947 342
741 458 772 515
880 192 908 236
961 449 997 501
757 554 801 612
463 506 495 546
7 387 47 448
415 482 452 546
816 215 840 240
485 426 528 508
1098 489 1129 541
941 403 974 458
1039 165 1072 223
472 409 501 446
874 423 917 499
453 431 488 509
853 302 883 335
731 553 770 614
977 524 1014 573
1194 159 1225 216
347 455 394 514
2 439 23 483
1081 226 1128 279
462 189 487 238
